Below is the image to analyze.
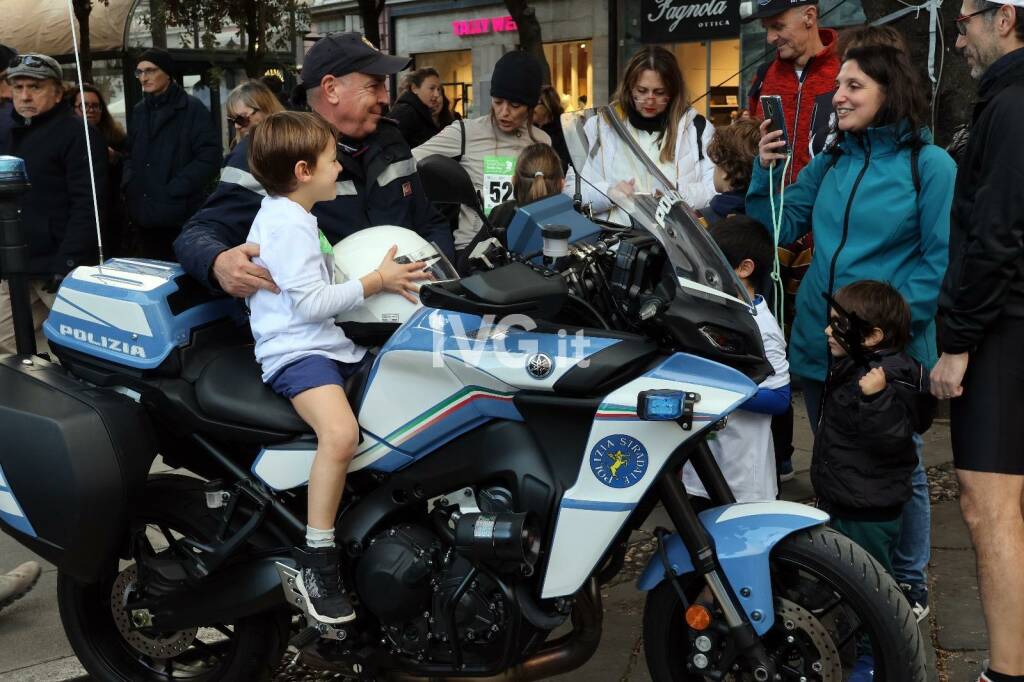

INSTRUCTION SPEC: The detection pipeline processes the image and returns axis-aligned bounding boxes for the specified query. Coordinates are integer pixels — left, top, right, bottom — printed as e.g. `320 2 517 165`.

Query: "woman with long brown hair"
567 46 716 221
225 80 285 146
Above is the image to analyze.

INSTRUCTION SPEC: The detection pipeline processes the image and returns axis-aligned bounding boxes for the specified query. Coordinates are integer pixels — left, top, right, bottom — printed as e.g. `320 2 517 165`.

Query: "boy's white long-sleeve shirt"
246 195 367 382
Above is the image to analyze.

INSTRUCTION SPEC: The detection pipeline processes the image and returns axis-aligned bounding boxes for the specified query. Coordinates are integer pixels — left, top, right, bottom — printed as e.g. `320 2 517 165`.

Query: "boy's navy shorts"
267 354 368 400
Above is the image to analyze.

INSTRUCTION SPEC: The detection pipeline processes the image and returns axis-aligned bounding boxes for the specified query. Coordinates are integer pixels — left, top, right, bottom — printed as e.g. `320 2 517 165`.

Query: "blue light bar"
637 389 685 421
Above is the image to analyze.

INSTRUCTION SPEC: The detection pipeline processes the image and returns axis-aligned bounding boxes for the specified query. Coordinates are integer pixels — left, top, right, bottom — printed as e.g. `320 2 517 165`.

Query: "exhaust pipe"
386 578 603 682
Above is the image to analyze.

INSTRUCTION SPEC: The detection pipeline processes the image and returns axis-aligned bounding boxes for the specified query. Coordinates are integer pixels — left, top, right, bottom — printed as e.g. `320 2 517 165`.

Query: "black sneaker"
898 582 929 623
293 545 356 625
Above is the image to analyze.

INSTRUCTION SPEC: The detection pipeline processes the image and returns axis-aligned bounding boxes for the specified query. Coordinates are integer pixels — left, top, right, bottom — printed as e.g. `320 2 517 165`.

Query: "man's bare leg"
959 470 1024 675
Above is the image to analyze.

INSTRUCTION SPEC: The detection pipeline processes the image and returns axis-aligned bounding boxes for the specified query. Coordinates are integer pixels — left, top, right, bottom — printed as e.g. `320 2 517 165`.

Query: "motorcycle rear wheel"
57 474 289 682
643 525 926 681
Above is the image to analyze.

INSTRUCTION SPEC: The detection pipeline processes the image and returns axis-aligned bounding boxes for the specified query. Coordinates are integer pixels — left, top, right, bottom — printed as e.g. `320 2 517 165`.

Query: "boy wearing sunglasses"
814 280 934 679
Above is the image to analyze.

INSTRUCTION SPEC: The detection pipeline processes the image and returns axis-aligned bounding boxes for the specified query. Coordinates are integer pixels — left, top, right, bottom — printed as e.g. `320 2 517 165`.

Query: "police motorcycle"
0 107 925 681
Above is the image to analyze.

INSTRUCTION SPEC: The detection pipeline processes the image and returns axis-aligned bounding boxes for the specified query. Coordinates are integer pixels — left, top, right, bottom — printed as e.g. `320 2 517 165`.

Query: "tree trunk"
858 0 973 146
150 0 168 48
357 0 385 49
504 0 551 85
73 0 93 83
243 1 263 77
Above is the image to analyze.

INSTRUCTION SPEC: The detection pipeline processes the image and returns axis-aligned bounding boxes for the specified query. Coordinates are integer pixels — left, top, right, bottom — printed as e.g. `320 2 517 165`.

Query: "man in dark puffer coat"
124 48 220 260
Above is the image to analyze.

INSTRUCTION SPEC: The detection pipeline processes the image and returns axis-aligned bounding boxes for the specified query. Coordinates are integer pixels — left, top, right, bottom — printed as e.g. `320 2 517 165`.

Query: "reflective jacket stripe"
377 158 417 187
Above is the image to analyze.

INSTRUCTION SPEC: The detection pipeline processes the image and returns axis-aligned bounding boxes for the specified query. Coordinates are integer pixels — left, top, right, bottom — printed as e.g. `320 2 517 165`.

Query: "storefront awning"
0 0 135 57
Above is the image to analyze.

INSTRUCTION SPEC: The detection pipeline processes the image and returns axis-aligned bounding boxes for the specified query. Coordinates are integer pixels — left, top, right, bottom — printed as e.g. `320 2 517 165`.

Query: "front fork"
656 438 775 679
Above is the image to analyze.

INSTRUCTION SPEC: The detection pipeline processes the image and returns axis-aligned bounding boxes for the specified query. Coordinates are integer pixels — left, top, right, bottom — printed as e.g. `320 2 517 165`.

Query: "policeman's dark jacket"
173 118 455 291
939 46 1024 354
124 81 221 232
389 90 440 149
0 100 108 276
811 351 931 522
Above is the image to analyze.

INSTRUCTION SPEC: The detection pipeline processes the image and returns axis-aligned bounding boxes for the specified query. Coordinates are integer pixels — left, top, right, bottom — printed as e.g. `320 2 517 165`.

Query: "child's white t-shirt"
682 296 790 502
246 195 366 383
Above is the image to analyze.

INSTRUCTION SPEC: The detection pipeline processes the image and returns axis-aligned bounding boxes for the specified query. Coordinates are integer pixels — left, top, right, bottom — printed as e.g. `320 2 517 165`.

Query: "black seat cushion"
194 347 371 434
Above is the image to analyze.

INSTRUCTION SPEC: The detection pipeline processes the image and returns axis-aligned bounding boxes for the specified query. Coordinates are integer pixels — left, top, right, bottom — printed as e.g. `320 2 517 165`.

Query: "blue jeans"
802 379 929 590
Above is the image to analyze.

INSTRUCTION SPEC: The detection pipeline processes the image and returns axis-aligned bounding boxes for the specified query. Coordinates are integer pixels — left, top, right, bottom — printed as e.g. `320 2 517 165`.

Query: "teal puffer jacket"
746 125 956 382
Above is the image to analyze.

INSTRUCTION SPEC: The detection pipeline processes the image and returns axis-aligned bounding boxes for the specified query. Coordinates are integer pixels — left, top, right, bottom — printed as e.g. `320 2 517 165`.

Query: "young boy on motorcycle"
682 215 791 504
245 111 429 624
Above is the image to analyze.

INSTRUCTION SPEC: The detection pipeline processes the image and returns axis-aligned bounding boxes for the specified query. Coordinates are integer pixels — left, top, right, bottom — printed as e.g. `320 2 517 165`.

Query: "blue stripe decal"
561 499 636 512
0 462 36 538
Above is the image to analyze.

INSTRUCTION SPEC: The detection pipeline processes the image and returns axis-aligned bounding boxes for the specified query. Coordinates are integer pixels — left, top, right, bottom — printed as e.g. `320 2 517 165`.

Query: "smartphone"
760 95 791 156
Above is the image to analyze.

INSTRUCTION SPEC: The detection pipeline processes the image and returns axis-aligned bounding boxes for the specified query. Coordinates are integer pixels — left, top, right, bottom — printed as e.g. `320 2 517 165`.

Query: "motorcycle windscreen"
561 107 753 312
0 356 157 582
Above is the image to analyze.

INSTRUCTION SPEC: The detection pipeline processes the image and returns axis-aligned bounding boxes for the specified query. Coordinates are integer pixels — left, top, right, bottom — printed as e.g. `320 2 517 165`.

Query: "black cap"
490 51 543 107
302 33 410 90
138 47 176 78
742 0 818 23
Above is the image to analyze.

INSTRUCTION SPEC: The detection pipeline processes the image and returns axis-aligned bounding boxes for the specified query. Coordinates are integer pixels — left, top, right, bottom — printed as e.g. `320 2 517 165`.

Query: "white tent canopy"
0 0 134 57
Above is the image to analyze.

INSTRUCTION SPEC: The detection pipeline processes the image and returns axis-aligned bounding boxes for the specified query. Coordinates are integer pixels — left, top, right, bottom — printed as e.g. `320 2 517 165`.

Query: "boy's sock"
306 525 335 549
983 670 1024 682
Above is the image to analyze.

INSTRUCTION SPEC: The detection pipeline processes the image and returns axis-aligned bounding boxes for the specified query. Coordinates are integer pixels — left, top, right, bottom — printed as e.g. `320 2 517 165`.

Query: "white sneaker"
0 561 41 613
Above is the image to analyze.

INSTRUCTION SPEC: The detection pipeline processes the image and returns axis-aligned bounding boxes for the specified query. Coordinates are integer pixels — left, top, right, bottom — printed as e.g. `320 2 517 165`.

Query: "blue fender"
636 501 829 635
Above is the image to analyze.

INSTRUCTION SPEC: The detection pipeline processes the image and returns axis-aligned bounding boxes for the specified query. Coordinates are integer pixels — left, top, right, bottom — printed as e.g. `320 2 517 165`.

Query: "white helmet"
333 225 458 324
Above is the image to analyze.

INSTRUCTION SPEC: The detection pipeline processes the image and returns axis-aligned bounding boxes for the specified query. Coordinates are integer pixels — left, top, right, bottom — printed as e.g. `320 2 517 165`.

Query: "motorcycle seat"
194 347 370 434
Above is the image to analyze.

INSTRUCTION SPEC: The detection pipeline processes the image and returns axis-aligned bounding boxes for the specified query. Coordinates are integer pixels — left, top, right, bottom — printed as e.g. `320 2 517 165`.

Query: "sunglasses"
227 109 259 127
953 5 999 35
8 54 61 79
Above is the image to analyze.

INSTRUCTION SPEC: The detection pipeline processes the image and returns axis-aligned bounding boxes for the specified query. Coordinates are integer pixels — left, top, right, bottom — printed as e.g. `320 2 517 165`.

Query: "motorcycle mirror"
417 154 481 210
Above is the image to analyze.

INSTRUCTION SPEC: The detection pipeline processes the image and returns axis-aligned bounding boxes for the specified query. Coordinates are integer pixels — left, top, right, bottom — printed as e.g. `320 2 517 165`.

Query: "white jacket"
565 107 716 221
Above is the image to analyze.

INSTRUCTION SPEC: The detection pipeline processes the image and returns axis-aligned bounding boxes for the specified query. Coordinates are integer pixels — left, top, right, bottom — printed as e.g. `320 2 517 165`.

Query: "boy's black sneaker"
898 582 929 623
293 545 355 625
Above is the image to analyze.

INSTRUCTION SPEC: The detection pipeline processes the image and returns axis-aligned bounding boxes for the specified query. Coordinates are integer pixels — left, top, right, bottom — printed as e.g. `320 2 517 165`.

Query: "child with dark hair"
702 118 761 224
814 279 932 571
683 215 790 503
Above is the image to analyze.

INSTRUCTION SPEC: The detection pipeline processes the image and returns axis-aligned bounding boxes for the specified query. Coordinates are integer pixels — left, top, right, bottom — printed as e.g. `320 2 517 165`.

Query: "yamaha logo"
526 353 553 379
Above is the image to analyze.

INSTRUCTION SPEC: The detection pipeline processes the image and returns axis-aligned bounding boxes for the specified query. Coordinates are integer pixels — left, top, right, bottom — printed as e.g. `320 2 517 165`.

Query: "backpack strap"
455 118 466 162
911 144 921 194
749 60 772 108
693 113 707 162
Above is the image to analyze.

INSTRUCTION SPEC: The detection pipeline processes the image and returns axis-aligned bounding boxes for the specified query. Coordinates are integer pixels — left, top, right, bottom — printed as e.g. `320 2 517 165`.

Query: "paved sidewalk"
0 405 983 681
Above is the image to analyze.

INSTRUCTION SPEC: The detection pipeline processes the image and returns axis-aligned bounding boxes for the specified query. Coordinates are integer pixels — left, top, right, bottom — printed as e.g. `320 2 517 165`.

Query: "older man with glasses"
0 53 108 355
932 1 1024 681
123 47 220 260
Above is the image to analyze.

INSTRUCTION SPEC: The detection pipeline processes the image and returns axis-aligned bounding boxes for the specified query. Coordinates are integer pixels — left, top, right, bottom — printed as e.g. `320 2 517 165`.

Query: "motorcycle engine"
355 514 513 661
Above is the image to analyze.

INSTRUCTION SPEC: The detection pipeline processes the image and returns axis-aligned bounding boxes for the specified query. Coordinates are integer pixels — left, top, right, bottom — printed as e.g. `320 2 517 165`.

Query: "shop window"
673 39 740 126
542 40 592 112
412 49 473 117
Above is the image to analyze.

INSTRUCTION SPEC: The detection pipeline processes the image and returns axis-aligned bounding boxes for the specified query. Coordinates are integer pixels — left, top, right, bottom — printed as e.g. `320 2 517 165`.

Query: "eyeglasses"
227 109 259 127
134 67 161 78
953 5 999 35
631 87 671 104
74 102 102 113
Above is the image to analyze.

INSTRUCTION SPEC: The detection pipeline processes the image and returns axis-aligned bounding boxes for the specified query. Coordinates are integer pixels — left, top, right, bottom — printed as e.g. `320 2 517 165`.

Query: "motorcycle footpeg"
275 562 349 642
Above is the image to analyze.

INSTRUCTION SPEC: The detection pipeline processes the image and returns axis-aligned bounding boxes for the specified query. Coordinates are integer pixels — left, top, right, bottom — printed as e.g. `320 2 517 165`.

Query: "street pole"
0 156 37 356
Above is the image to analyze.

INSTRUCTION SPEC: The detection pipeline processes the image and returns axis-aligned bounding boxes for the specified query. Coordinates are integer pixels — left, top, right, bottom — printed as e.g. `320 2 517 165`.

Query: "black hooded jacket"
939 47 1024 353
0 100 107 276
390 90 440 149
811 351 933 521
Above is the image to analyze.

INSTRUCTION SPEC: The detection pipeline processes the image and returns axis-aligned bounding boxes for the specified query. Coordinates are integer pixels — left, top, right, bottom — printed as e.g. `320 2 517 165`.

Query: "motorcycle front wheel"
57 475 290 682
643 525 926 681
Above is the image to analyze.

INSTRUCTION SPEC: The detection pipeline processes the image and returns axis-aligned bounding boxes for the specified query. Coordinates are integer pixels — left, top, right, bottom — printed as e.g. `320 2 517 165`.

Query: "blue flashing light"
638 389 685 421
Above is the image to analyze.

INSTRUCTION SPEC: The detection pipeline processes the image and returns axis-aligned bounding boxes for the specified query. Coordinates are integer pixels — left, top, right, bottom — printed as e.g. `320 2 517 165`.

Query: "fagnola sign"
641 0 740 42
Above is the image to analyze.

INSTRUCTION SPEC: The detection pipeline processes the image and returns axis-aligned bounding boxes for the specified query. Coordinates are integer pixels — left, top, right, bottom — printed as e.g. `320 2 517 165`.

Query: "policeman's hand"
373 245 432 304
930 352 969 400
211 243 279 298
859 367 887 396
758 119 787 169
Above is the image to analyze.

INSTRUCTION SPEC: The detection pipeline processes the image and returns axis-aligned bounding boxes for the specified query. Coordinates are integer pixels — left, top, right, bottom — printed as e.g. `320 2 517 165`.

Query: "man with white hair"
933 1 1024 680
174 33 453 297
0 53 107 354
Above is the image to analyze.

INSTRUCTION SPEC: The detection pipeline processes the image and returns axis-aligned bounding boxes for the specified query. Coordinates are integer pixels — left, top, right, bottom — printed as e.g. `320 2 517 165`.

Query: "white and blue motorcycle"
0 108 925 680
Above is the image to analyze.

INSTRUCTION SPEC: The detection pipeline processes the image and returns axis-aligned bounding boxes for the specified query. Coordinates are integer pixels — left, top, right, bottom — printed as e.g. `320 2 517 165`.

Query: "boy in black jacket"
812 280 932 576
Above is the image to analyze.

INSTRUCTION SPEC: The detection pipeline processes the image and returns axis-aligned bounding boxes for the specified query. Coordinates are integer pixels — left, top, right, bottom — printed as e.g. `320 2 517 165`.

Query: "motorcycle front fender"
636 501 829 635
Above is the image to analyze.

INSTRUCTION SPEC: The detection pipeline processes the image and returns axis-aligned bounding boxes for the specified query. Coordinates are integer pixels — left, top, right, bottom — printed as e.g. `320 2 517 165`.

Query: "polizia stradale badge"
590 434 649 489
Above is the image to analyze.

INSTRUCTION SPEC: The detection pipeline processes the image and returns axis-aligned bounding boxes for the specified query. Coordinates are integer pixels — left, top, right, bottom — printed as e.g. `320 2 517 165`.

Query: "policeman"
173 33 454 297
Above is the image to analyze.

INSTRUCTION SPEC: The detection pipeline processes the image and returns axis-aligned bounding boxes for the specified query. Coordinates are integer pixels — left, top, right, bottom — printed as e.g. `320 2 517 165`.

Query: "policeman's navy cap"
742 0 818 23
302 33 410 90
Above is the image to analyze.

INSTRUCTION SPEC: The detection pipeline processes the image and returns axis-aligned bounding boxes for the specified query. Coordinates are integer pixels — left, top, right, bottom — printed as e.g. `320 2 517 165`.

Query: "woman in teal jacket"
748 45 955 640
749 45 955 406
